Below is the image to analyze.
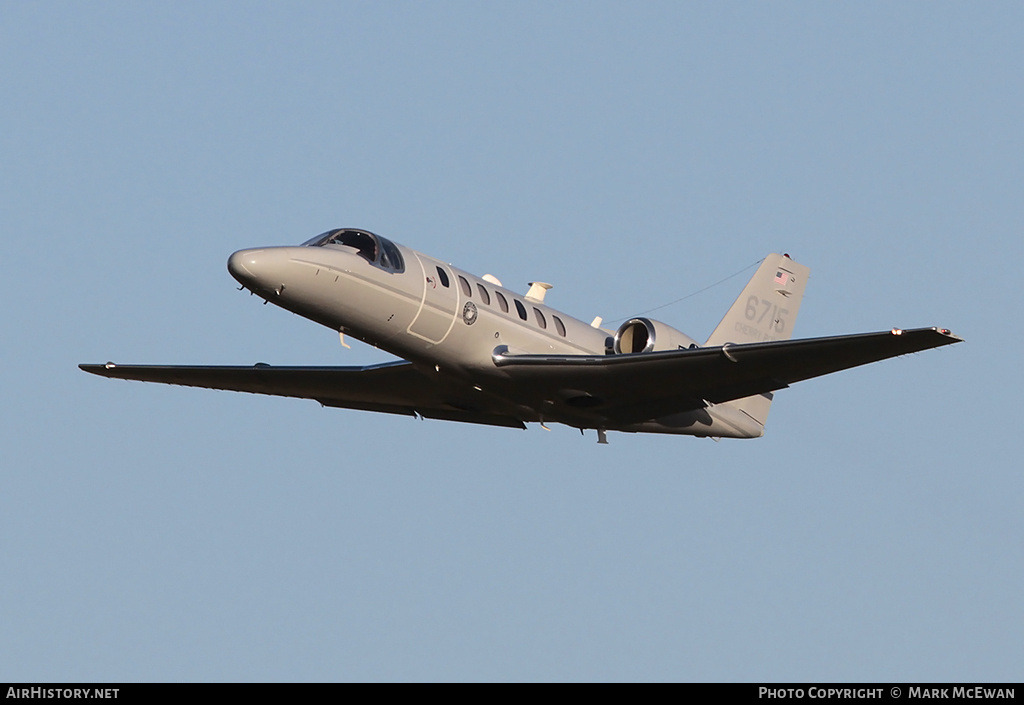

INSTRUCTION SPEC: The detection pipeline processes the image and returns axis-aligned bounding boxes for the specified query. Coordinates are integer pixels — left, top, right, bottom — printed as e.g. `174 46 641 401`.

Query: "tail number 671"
745 295 788 333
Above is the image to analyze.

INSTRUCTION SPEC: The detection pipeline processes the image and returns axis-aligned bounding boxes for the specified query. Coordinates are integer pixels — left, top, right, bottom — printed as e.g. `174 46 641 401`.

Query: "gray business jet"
81 228 962 442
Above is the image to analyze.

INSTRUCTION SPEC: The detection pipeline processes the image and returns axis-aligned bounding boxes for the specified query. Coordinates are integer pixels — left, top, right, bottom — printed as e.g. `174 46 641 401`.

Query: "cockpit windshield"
302 228 405 273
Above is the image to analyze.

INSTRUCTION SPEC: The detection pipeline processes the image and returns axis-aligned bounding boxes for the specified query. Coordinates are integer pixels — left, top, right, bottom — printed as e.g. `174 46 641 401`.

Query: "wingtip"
79 362 117 376
934 327 965 343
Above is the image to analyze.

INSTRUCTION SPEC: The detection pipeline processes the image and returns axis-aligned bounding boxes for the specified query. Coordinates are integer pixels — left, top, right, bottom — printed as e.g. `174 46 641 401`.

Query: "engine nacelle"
613 317 700 354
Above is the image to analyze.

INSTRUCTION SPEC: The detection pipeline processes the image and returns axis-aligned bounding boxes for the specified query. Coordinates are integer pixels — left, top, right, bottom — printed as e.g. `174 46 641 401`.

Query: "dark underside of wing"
79 360 527 429
492 327 963 426
82 327 961 431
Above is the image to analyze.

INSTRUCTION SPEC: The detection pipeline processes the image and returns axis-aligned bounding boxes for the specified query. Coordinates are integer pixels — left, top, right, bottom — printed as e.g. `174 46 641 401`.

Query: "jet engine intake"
613 317 700 354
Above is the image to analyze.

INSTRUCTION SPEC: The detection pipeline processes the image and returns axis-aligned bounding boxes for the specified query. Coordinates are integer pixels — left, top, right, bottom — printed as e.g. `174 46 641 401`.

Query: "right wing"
492 327 963 427
79 360 527 429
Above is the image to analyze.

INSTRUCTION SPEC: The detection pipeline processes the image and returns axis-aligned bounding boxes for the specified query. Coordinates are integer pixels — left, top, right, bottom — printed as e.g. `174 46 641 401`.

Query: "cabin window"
476 284 491 306
435 266 450 288
553 316 567 337
458 275 472 297
514 299 528 321
533 308 547 329
495 291 509 313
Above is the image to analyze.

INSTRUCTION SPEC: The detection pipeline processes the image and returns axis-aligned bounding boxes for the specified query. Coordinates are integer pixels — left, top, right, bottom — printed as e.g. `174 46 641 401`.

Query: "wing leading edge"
78 361 527 429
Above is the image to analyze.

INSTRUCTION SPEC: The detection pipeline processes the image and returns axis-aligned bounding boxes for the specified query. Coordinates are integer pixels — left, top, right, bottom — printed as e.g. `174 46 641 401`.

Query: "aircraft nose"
227 247 298 297
227 249 264 287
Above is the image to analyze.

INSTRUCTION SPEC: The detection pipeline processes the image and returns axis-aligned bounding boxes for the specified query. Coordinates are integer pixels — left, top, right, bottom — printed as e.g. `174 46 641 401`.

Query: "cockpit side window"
378 238 405 272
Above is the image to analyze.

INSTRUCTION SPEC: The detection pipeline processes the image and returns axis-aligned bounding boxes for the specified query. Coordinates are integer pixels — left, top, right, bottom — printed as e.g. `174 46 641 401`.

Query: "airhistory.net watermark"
6 689 118 699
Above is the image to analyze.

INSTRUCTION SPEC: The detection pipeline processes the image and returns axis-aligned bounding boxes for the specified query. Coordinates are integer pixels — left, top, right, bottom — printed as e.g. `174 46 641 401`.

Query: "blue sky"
1 1 1020 681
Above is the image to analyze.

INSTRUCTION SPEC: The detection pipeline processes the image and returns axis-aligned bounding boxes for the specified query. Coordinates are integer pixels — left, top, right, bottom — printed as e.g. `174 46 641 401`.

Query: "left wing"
79 360 527 429
492 327 963 426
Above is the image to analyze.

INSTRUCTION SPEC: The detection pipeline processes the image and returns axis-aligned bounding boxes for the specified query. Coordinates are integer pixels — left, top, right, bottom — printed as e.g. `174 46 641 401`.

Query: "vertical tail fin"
705 254 810 433
705 253 810 346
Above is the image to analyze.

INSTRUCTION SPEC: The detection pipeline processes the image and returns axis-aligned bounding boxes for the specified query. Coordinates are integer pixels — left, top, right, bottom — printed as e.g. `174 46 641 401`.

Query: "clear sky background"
2 2 1020 682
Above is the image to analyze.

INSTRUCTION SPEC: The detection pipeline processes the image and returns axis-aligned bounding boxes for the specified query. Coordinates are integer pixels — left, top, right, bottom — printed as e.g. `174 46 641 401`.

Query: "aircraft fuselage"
227 241 610 378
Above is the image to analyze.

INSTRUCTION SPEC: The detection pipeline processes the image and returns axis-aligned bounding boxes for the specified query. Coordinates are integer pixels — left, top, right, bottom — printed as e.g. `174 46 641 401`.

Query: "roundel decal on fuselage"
462 301 478 326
